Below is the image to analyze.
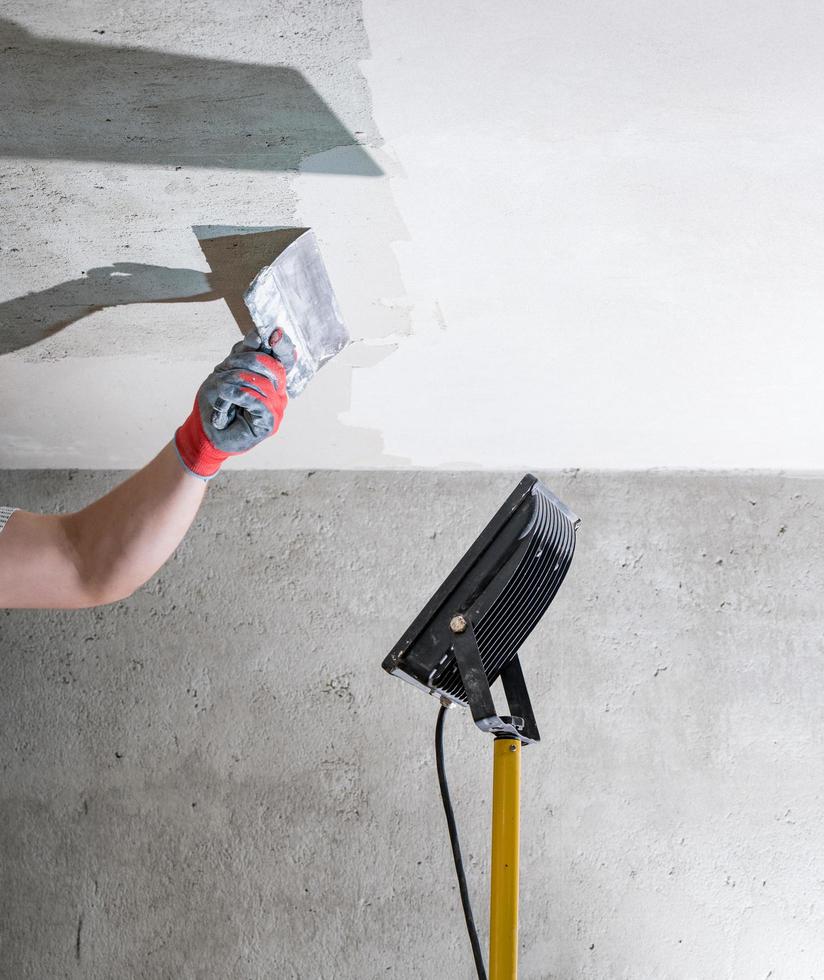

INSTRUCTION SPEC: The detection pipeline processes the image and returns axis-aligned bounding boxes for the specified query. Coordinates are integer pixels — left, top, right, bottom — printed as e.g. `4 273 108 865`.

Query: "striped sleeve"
0 507 18 534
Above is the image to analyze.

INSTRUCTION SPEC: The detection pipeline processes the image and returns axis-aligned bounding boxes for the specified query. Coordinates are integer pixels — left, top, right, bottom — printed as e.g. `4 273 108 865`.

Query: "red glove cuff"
174 398 229 479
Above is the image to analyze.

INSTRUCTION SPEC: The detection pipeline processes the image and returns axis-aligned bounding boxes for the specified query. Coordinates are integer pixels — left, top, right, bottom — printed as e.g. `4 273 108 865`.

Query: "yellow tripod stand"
490 736 521 979
447 618 537 980
436 619 539 980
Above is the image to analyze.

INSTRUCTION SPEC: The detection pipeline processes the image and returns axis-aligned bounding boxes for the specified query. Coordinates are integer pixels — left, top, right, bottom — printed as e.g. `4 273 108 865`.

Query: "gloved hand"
174 332 288 479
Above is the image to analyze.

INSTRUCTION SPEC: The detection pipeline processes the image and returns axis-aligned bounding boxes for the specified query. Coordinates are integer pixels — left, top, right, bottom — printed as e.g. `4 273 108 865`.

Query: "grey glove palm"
174 331 288 479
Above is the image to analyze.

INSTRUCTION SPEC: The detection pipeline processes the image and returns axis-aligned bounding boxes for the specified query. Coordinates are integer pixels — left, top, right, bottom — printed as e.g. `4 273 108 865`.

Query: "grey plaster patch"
0 0 411 468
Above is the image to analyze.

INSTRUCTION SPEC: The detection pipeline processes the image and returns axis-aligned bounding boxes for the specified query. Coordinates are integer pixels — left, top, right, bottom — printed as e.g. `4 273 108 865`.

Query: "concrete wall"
2 1 822 978
2 469 823 979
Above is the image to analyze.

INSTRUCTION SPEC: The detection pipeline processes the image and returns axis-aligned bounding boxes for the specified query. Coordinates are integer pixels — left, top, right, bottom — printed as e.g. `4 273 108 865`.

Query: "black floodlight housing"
382 474 579 744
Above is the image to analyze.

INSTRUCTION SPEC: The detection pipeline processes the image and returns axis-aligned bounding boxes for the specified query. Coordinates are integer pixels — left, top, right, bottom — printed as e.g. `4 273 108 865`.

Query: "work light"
382 474 579 980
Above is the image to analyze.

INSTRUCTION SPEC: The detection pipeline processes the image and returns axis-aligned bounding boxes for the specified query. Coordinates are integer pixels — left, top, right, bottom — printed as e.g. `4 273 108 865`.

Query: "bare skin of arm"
0 442 206 609
0 333 285 611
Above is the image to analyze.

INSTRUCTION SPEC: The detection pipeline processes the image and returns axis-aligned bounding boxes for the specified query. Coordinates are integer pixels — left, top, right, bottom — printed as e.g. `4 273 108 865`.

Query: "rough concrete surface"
2 469 823 979
0 1 409 470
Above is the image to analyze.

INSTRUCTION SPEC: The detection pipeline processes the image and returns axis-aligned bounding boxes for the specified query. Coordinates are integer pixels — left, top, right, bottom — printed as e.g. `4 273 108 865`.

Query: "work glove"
174 331 288 479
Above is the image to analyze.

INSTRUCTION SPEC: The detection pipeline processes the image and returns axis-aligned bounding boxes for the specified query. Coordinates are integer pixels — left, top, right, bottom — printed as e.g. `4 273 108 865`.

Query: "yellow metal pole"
489 737 521 980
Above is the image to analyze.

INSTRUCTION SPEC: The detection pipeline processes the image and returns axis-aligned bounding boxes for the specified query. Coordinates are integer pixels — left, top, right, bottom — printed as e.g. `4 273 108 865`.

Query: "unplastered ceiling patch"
0 17 380 175
0 0 409 469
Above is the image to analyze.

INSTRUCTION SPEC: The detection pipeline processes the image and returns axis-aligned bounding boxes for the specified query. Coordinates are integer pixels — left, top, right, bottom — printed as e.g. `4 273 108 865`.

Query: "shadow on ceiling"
0 227 308 355
0 19 380 175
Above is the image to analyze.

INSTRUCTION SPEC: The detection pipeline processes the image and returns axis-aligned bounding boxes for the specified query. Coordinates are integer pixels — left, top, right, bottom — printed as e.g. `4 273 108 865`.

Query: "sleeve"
0 507 18 534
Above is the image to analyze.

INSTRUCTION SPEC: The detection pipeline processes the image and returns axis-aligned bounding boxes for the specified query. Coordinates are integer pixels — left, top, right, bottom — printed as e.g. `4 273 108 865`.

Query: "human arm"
0 334 287 610
0 442 206 609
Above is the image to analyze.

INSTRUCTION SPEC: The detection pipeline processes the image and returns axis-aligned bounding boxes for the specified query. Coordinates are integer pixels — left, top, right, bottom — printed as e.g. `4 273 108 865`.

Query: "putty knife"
212 228 349 429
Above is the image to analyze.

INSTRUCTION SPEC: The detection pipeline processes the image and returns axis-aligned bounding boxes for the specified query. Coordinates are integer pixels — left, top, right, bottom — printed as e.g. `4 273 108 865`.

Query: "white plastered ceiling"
1 0 822 469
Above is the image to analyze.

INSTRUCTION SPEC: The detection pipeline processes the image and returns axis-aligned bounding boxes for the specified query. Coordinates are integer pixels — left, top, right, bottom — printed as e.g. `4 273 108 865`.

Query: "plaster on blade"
210 228 349 429
244 228 349 397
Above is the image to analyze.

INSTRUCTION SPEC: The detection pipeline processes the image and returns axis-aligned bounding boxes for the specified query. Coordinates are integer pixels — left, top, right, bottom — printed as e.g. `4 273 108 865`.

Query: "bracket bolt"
449 614 468 634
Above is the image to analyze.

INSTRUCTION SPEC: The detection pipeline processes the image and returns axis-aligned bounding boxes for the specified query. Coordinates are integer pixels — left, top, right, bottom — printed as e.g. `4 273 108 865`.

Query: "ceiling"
1 1 821 469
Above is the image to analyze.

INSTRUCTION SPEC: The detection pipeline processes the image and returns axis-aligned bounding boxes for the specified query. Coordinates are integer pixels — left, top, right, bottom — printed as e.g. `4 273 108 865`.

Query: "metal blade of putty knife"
212 228 349 429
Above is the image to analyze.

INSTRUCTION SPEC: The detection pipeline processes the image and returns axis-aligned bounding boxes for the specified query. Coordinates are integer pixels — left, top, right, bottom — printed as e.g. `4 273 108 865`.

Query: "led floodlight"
382 474 580 980
383 473 579 743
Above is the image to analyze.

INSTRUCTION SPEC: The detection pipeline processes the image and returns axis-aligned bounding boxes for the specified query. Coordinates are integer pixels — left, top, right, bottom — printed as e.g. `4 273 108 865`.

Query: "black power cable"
435 704 488 980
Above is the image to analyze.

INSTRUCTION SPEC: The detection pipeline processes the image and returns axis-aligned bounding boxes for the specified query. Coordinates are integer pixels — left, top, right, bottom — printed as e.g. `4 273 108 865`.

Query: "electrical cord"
435 704 488 980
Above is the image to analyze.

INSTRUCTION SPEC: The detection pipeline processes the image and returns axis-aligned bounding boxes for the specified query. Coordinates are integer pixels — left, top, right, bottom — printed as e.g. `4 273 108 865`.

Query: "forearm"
62 441 207 605
0 333 285 611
